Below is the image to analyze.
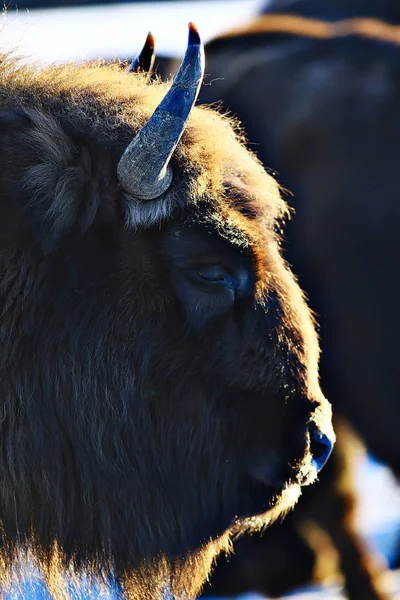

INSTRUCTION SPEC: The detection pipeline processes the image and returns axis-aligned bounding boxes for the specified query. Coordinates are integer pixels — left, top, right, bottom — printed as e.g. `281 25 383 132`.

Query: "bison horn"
127 32 155 74
117 22 205 200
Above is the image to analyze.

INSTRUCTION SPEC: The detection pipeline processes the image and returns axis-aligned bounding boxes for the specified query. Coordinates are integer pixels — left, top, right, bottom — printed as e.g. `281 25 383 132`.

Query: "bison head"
0 24 334 599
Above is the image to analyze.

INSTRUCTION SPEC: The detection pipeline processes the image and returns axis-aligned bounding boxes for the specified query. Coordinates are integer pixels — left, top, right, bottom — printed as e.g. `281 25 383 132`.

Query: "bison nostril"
309 424 333 473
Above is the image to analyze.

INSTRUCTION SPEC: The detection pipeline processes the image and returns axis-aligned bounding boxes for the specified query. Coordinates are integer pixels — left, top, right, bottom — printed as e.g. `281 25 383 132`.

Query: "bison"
198 2 400 598
0 24 334 600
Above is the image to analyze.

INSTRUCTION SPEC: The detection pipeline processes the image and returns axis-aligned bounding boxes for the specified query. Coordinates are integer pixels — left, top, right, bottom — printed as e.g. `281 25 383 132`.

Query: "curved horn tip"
128 31 156 73
145 31 155 51
188 22 201 45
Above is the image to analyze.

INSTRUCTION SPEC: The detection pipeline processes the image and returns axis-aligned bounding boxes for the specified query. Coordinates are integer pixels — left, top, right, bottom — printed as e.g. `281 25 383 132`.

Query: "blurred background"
1 1 400 599
0 0 264 62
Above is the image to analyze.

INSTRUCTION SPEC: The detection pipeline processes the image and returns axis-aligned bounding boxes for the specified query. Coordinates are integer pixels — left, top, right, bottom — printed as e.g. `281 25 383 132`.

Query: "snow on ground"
356 455 400 565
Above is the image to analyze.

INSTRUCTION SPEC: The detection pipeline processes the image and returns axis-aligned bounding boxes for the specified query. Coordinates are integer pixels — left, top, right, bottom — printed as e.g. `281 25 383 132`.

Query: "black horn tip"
188 22 201 46
128 31 156 73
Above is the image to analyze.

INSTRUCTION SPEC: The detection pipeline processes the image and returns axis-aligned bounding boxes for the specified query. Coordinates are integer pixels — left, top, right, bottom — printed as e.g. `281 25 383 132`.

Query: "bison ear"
0 108 98 254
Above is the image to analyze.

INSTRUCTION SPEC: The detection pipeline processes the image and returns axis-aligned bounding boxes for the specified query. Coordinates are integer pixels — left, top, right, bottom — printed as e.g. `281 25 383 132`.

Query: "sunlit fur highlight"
212 14 400 45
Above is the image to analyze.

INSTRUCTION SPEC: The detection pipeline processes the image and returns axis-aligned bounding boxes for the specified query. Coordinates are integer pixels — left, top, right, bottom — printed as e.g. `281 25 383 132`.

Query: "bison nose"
309 423 333 473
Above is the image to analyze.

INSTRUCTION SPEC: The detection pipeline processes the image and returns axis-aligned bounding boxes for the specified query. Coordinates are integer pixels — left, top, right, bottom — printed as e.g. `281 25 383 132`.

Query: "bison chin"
232 482 302 535
235 449 319 524
121 485 302 600
118 462 306 600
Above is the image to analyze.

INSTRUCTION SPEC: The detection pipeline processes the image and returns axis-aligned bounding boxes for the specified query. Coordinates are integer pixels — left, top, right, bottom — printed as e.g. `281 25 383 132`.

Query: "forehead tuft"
0 53 288 234
177 105 289 228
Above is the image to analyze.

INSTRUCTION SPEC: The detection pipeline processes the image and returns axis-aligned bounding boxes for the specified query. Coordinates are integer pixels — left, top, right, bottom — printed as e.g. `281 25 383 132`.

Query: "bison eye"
174 261 253 325
196 265 231 284
187 263 253 300
189 265 236 296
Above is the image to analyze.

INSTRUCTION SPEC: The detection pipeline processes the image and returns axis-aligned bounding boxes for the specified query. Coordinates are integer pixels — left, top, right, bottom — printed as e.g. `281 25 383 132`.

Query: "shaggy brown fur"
0 53 333 599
